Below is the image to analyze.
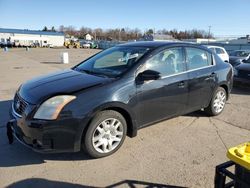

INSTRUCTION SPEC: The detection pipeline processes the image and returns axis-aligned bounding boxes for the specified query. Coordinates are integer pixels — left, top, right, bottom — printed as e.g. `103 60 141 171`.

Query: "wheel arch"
80 102 138 148
103 106 137 138
219 83 229 100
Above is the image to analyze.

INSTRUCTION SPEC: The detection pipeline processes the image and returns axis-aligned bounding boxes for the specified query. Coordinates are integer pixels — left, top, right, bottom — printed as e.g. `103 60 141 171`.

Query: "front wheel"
205 87 227 116
84 110 127 158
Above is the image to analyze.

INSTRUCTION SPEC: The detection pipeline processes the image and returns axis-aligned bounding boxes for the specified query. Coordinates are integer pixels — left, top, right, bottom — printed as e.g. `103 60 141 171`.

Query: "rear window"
186 48 212 70
208 47 215 53
215 48 225 54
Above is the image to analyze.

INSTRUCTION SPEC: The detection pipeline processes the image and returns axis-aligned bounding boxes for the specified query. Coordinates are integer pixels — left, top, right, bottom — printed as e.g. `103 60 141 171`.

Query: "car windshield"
75 46 150 77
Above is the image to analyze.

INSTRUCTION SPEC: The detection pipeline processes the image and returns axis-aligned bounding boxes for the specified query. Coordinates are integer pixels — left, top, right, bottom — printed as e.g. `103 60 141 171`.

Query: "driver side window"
144 47 185 77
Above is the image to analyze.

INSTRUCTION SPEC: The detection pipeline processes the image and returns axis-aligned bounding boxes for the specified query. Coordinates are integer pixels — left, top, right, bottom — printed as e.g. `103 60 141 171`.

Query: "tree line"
42 25 214 41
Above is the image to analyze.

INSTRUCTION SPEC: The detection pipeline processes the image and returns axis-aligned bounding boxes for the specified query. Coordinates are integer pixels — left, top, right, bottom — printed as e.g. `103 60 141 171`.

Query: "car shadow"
0 100 12 128
184 110 208 118
40 61 62 64
6 178 186 188
0 138 93 167
231 86 250 95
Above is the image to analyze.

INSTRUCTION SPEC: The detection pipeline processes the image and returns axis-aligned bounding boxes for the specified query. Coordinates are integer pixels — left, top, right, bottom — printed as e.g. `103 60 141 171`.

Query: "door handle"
178 81 185 88
205 72 216 81
210 72 216 77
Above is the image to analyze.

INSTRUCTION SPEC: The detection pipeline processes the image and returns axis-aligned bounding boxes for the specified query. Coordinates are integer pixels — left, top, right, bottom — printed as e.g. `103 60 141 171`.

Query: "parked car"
233 57 250 86
90 42 98 49
81 41 91 48
46 44 54 48
206 45 229 63
7 42 233 158
81 41 98 49
229 50 250 67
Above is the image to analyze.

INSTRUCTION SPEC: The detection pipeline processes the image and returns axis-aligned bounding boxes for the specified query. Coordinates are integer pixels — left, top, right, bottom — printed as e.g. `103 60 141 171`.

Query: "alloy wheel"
213 90 226 114
92 118 124 153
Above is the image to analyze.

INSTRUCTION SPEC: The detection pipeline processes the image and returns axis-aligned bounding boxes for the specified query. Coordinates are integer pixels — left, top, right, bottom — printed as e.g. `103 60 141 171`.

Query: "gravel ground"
0 48 250 188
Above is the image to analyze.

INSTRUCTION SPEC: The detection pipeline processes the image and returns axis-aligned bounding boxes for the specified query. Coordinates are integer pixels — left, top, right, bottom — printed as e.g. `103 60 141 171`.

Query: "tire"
205 87 227 116
83 110 127 158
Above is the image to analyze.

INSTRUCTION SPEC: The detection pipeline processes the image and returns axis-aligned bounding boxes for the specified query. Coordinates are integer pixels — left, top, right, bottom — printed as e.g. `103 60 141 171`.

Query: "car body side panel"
187 66 216 110
62 77 139 142
135 73 189 127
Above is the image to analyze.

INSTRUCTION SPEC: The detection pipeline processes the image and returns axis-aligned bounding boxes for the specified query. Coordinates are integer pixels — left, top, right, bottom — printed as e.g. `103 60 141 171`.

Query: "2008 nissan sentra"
7 42 233 158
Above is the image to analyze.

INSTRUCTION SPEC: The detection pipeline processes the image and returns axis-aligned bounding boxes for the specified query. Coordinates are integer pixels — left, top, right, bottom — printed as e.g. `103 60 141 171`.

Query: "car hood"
19 69 112 104
235 63 250 71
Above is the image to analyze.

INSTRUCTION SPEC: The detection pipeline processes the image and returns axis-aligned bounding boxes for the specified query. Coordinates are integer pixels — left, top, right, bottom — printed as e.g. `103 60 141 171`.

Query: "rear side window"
209 48 215 53
186 48 212 70
215 48 225 54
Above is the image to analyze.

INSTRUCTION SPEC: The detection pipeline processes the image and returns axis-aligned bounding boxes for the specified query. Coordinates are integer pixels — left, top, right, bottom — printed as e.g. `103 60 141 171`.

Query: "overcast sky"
0 0 249 36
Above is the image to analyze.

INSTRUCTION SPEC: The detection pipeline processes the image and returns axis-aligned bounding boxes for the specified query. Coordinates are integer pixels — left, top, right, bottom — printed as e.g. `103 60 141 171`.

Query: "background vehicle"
206 45 229 63
8 42 233 158
80 41 98 49
46 43 54 48
229 50 250 66
89 41 98 49
81 41 91 48
233 57 250 86
64 40 80 48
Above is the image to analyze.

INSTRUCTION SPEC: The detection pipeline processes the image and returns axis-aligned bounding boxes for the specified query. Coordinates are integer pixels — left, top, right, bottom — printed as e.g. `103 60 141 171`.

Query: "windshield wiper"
75 68 108 78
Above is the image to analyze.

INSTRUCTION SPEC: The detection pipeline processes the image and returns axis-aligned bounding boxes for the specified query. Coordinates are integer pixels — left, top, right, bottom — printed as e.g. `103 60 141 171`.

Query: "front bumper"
8 105 87 153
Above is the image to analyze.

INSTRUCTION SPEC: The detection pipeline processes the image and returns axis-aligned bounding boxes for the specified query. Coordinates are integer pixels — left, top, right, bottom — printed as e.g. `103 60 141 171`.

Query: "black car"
229 50 250 67
7 42 233 158
234 58 250 86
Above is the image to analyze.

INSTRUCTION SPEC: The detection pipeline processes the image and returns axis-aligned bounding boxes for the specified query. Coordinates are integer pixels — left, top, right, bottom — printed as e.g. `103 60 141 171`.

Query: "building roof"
0 28 64 36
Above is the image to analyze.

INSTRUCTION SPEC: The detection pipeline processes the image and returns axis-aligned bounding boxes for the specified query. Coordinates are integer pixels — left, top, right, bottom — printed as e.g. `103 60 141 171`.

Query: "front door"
136 47 189 127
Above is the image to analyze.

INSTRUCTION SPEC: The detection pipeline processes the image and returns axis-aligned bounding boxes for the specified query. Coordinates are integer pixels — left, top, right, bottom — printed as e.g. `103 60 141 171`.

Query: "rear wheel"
84 110 127 158
205 87 227 116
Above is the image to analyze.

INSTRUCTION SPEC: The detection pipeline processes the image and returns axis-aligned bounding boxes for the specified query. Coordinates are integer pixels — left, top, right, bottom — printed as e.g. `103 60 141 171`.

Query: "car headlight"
34 95 76 120
233 68 238 76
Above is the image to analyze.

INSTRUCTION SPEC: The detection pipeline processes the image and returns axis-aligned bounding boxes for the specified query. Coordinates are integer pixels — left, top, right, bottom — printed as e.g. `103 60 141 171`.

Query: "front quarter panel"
61 76 138 146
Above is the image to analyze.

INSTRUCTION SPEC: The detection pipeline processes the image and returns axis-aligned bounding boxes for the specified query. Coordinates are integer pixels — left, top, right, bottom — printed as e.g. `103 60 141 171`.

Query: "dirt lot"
0 48 250 188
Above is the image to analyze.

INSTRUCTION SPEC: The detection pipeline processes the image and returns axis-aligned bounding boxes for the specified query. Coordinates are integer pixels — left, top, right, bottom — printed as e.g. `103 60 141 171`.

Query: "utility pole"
208 25 211 43
119 29 121 41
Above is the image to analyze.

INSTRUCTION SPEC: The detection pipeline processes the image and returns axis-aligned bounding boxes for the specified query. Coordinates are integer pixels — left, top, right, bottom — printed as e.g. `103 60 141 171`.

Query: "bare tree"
42 26 48 31
56 25 213 41
58 25 65 32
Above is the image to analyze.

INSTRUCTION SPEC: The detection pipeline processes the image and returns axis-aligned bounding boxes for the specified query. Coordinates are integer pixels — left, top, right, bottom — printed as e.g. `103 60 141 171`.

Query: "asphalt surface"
0 48 250 188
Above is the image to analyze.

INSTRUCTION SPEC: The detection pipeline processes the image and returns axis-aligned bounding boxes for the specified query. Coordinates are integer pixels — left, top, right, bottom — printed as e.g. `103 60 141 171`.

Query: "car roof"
204 45 225 49
118 41 206 49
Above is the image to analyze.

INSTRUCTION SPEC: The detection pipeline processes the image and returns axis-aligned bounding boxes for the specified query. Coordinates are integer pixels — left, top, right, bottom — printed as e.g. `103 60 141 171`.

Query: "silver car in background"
206 45 229 63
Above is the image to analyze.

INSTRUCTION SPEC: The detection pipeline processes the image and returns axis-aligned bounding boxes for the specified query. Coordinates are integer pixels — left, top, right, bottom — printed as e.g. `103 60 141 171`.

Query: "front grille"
13 93 28 116
238 70 250 80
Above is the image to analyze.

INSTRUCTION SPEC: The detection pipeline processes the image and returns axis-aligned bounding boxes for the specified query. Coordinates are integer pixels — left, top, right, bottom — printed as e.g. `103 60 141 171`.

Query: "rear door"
185 47 216 111
136 47 189 126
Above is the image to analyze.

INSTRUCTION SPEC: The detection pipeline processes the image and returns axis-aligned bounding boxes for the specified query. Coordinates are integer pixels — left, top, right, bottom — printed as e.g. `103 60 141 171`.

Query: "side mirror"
137 70 161 82
242 59 247 63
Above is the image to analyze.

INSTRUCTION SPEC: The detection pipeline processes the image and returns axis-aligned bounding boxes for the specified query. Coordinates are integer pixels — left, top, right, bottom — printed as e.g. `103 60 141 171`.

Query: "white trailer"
9 35 49 47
